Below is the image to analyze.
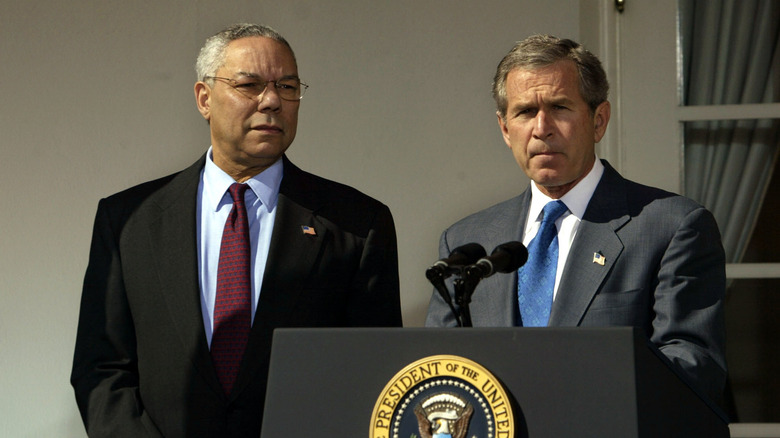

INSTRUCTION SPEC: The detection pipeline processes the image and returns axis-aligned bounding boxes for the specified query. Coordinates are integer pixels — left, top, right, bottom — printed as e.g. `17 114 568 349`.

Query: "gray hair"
195 23 295 82
492 34 609 118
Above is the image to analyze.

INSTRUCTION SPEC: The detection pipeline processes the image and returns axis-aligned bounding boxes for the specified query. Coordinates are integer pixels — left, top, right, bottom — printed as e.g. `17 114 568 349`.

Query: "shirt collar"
202 146 284 211
528 156 604 222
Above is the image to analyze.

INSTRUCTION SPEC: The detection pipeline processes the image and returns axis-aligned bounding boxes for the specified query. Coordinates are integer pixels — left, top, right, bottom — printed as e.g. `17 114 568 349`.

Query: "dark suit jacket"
71 154 402 437
426 160 726 404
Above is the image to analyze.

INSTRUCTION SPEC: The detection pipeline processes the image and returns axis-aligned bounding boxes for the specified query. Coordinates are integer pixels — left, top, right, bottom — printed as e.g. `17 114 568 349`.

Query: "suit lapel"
549 162 630 326
232 157 326 397
255 182 326 330
145 156 225 397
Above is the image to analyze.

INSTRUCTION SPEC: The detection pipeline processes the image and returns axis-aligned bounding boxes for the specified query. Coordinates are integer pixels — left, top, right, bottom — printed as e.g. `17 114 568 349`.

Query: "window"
679 0 780 422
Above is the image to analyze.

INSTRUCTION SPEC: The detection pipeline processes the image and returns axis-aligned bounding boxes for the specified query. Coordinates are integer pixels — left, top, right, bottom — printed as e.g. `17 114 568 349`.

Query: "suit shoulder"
599 160 706 215
105 173 178 202
95 157 204 228
447 195 523 231
283 161 393 235
621 177 705 215
99 156 203 211
98 171 182 217
285 160 389 211
604 174 720 241
309 171 385 207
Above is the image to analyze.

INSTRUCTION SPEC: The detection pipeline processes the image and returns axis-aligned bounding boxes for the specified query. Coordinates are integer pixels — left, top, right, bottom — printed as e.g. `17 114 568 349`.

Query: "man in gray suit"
425 35 726 405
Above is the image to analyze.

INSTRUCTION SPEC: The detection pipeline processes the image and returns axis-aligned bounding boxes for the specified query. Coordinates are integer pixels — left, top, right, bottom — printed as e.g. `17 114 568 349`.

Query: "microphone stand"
453 268 483 328
426 268 462 326
425 265 485 328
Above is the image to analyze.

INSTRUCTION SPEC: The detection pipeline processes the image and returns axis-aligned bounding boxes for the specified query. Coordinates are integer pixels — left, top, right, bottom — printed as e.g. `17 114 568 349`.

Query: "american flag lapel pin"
301 225 316 236
593 252 606 266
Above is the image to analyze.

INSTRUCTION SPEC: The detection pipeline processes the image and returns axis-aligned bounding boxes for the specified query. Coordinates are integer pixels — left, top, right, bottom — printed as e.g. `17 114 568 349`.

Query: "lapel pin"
593 252 606 266
301 225 316 236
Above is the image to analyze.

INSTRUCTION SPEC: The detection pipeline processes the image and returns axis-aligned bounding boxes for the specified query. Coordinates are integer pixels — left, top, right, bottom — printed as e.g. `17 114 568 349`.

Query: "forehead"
220 36 298 76
506 60 583 101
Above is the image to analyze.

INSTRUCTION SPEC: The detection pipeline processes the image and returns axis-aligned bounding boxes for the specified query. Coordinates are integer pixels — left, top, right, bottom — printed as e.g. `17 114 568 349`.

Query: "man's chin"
529 168 566 186
242 142 291 159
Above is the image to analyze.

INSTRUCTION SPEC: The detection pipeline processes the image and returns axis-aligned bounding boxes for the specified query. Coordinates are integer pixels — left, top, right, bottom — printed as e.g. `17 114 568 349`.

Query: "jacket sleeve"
651 206 727 405
70 199 164 438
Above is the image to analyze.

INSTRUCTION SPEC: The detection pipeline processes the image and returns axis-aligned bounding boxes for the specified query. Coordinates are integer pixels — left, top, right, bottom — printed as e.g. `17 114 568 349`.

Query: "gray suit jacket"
426 160 726 404
72 154 402 437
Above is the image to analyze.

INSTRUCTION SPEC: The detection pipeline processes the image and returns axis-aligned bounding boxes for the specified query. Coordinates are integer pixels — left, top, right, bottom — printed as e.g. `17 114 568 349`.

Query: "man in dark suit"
71 23 402 437
425 35 726 405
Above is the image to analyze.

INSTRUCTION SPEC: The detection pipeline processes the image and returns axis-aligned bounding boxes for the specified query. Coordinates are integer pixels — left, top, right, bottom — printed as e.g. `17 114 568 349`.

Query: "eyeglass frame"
202 75 308 101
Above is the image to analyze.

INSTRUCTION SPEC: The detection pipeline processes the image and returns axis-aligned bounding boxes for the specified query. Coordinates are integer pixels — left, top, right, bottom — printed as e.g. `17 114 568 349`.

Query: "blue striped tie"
517 200 568 327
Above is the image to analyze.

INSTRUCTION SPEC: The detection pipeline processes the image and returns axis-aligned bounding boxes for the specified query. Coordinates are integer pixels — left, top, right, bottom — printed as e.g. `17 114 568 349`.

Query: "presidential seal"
370 355 514 438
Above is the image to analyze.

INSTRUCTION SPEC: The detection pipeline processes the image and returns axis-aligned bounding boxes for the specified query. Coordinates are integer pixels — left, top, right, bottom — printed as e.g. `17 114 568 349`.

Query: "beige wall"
0 1 580 435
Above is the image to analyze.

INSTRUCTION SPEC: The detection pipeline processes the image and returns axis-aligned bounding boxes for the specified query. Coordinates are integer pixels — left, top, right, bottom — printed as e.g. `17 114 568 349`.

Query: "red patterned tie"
211 183 251 395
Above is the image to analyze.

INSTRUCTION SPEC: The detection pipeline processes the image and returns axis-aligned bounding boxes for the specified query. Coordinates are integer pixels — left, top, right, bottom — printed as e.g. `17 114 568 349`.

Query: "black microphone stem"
426 268 461 326
454 274 482 328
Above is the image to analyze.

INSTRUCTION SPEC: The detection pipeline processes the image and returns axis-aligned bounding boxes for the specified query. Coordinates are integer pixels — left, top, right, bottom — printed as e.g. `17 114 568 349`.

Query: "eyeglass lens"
230 77 305 100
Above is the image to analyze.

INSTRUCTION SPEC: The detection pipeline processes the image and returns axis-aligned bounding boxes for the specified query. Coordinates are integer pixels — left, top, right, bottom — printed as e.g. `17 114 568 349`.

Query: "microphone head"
448 242 487 266
491 241 528 273
427 243 487 281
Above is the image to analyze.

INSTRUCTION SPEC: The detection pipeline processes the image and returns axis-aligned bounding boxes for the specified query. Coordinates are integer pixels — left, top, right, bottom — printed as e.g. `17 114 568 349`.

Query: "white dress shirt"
522 157 604 300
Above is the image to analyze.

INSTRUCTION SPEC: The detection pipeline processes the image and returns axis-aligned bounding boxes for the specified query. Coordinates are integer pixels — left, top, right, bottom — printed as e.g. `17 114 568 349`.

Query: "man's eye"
236 82 260 89
276 82 298 91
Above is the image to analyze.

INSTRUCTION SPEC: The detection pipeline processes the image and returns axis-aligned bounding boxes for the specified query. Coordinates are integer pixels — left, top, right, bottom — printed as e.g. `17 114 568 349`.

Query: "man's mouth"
252 124 282 133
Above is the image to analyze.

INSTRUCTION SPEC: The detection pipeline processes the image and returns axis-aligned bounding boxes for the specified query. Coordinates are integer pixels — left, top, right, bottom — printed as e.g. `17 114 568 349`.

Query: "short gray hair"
195 23 295 82
492 34 608 118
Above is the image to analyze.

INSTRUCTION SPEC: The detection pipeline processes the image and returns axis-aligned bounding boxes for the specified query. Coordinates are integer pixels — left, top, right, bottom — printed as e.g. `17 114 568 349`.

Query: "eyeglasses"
203 76 308 101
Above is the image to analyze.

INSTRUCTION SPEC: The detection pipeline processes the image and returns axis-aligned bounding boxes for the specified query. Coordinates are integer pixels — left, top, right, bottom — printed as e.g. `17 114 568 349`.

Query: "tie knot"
227 183 249 203
541 200 568 224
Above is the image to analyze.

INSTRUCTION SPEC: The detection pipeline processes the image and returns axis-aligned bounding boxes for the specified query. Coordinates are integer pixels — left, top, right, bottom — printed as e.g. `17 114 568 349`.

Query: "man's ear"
593 100 611 143
195 82 211 121
497 111 511 148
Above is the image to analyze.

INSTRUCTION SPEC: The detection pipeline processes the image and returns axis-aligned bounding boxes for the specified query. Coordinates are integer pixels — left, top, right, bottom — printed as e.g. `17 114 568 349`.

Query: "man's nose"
257 82 281 111
532 110 553 139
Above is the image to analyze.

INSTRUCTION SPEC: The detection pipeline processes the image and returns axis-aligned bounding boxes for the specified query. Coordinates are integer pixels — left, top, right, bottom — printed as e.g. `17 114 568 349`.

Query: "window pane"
742 159 780 263
679 0 780 106
683 119 780 263
725 278 780 422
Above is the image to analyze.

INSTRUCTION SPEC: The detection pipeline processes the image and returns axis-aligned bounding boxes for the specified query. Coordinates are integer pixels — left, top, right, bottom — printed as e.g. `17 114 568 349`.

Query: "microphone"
465 241 528 279
426 243 487 326
426 243 487 281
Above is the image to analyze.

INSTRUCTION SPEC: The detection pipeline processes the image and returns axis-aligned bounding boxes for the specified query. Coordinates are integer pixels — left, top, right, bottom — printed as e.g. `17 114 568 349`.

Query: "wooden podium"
260 327 729 437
